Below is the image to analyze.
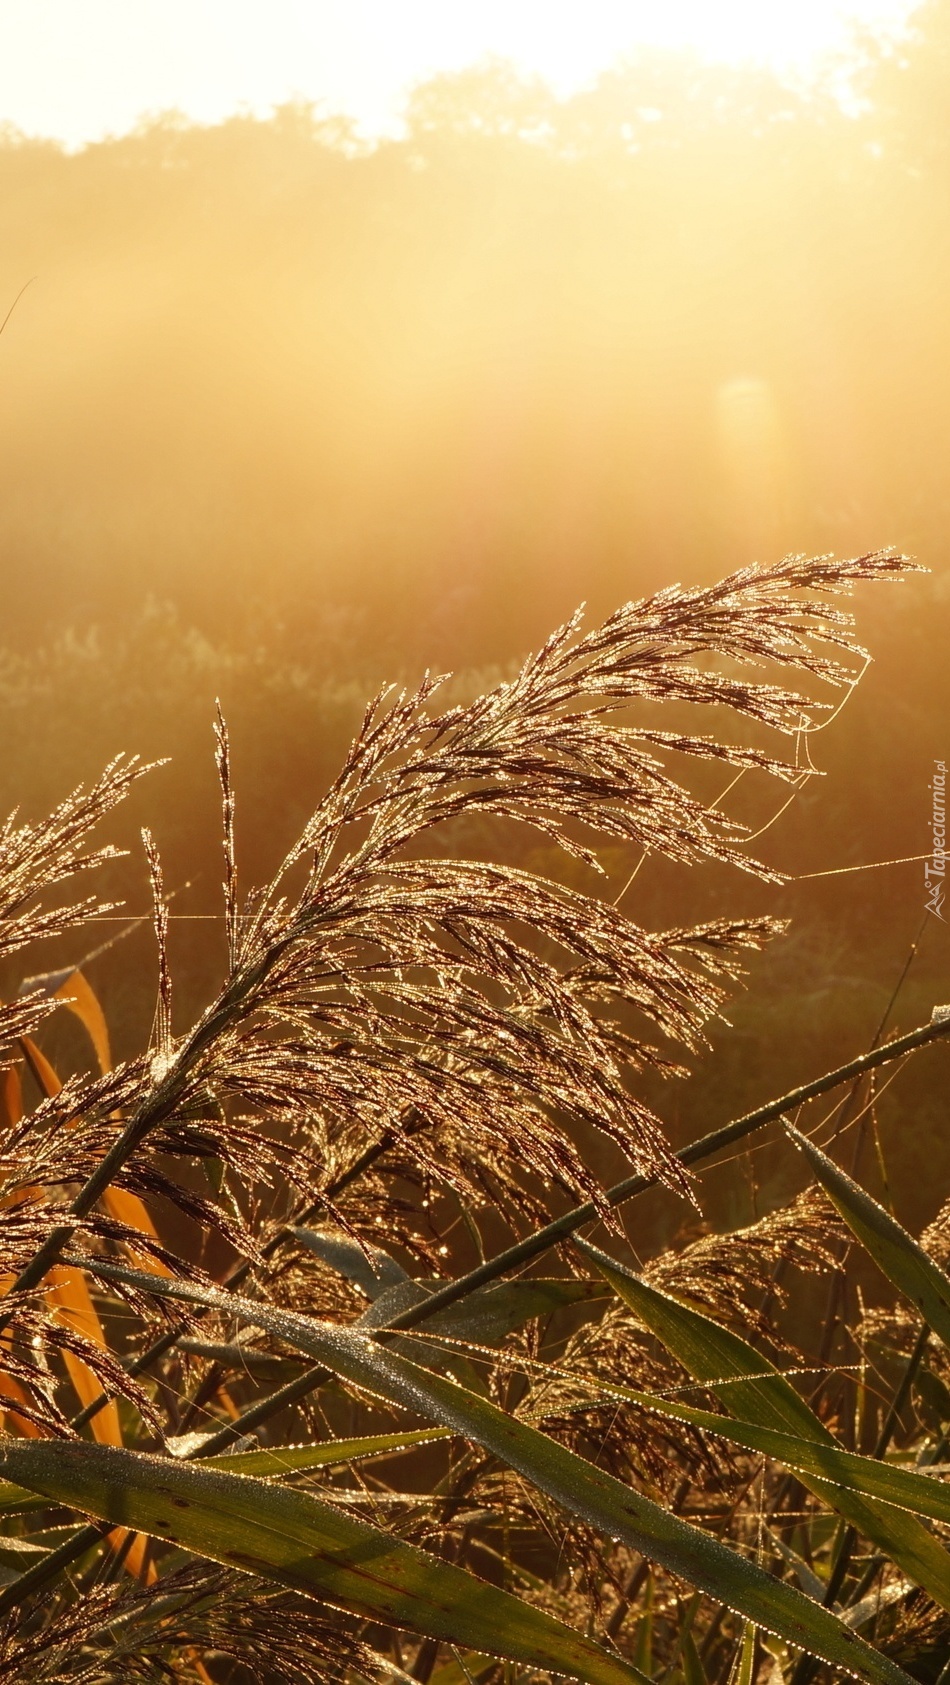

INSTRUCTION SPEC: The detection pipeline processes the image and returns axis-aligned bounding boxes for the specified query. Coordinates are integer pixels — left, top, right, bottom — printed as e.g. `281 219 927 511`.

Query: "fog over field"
1 12 949 1217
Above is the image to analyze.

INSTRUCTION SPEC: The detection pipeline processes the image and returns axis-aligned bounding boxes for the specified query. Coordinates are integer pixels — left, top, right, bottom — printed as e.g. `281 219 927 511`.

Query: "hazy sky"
0 0 916 148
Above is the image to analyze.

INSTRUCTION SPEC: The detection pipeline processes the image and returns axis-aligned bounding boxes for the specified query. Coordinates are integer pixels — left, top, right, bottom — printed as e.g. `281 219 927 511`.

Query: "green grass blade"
70 1255 918 1685
737 1624 757 1685
290 1228 409 1299
0 1534 56 1569
0 1430 451 1515
574 1238 832 1438
357 1278 608 1388
0 1479 45 1515
429 1653 495 1684
196 1428 450 1476
556 1374 950 1527
359 1278 607 1344
0 1440 645 1685
787 1124 950 1349
633 1575 653 1675
577 1237 950 1612
681 1628 709 1685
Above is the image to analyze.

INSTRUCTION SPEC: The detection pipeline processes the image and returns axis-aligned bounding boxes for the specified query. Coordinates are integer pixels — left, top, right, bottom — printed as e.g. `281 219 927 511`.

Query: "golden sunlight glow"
716 378 790 562
404 1 915 95
0 0 917 148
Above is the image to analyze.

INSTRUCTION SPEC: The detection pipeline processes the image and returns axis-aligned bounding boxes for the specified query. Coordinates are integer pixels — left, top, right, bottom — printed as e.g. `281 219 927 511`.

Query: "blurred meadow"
2 4 950 1248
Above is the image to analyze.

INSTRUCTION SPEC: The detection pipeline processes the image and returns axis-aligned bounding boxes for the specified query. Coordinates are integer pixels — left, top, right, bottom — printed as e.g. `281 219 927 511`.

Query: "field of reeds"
0 551 949 1683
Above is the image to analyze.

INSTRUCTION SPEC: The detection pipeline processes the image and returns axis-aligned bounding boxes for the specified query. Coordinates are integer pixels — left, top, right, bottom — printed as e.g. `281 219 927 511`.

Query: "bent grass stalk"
3 554 948 1683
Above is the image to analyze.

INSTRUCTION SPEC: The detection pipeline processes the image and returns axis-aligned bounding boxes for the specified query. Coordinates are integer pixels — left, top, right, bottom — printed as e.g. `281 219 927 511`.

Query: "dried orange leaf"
46 1264 122 1448
52 969 112 1075
0 1064 22 1131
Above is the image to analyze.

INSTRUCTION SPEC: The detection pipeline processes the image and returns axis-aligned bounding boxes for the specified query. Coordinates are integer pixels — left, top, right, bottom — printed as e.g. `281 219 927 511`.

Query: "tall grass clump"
1 552 949 1683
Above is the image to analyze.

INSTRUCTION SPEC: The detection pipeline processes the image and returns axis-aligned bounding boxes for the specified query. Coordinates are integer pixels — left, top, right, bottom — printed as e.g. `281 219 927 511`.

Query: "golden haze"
0 31 946 663
1 18 950 1232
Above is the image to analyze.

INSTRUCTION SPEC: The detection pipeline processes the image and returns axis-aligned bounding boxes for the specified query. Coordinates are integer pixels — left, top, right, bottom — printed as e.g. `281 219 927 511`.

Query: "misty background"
2 4 949 1242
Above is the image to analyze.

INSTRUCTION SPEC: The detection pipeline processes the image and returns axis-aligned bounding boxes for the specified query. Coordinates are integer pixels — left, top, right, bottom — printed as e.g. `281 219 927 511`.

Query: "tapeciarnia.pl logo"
925 759 947 921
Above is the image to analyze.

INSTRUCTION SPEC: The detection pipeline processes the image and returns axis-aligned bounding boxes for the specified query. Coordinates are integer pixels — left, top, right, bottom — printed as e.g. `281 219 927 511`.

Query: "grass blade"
737 1623 757 1685
70 1255 918 1685
187 1428 451 1475
577 1237 950 1613
0 1439 646 1685
554 1373 950 1527
0 1430 453 1515
787 1124 950 1350
682 1628 709 1685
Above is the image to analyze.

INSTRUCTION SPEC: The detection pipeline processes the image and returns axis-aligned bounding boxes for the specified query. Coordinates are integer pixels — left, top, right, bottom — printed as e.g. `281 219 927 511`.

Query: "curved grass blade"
359 1278 607 1343
0 1478 44 1514
787 1124 950 1349
577 1237 950 1613
0 1429 453 1515
69 1255 918 1685
682 1628 709 1685
358 1277 608 1389
190 1428 451 1475
291 1228 410 1300
298 1231 607 1382
554 1374 950 1526
0 1439 646 1685
575 1239 834 1437
429 1653 495 1685
737 1624 757 1685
